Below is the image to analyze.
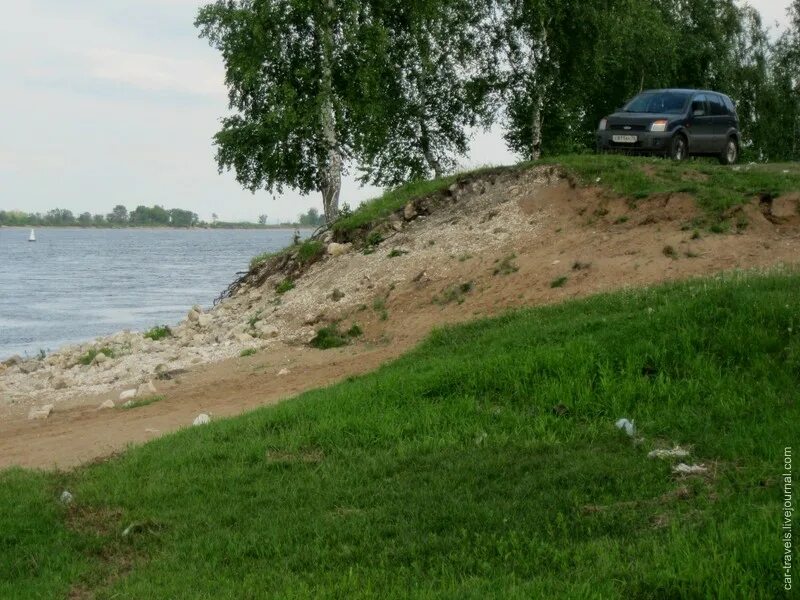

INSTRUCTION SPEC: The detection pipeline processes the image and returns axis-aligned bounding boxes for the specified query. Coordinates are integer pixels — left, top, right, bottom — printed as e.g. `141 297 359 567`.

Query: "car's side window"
691 95 707 116
709 94 727 116
722 95 736 115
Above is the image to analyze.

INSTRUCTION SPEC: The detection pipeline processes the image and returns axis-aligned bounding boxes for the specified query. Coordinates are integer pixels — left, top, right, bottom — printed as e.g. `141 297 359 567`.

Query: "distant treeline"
0 205 326 229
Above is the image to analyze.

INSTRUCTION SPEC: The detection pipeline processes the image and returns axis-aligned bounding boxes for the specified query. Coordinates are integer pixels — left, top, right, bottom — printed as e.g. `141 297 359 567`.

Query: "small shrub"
662 245 678 259
572 261 591 271
36 349 47 361
709 220 730 234
434 282 474 305
310 325 349 350
550 276 568 289
297 240 325 265
346 324 363 338
367 232 384 247
494 255 519 276
614 216 629 224
372 298 389 321
78 347 115 366
685 251 700 258
276 279 295 295
458 253 473 262
144 325 172 341
250 251 276 270
248 311 263 328
691 229 702 240
240 348 258 358
388 249 408 258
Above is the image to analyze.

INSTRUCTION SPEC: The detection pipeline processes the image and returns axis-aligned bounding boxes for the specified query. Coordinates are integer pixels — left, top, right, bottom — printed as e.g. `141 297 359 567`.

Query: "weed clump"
144 325 172 341
493 254 519 276
434 282 474 305
77 347 115 366
121 395 165 410
276 279 295 295
550 276 568 289
297 240 325 265
309 324 355 350
240 348 258 358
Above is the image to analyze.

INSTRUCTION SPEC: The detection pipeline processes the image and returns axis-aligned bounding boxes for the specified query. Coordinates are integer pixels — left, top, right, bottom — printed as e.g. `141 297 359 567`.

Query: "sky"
0 0 793 223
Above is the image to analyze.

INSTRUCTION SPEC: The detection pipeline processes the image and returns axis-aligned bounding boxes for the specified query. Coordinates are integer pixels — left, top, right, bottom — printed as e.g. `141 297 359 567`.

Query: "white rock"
119 389 137 401
137 381 157 397
60 490 74 505
255 321 279 338
404 202 418 220
327 242 352 257
235 333 254 344
193 413 211 426
196 313 213 328
97 399 115 410
28 405 54 420
93 352 108 365
672 463 708 475
278 368 290 376
187 309 201 322
648 446 690 460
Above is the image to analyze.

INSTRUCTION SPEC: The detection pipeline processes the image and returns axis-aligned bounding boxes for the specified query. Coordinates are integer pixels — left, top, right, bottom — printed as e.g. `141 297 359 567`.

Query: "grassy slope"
2 271 798 598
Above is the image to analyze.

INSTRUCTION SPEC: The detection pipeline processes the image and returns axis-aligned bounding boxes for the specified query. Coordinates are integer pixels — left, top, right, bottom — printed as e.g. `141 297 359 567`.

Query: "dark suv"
596 89 740 164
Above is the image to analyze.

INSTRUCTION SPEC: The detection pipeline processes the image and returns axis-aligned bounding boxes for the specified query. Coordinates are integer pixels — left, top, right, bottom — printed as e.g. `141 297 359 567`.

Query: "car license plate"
612 135 638 144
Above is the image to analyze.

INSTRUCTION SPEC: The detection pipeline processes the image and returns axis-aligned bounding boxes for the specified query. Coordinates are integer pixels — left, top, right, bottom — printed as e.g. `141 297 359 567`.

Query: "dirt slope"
2 165 799 469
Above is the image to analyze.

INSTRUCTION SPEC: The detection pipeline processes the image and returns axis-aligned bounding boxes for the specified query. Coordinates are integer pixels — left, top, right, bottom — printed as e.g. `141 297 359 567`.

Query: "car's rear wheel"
719 137 738 165
668 134 688 161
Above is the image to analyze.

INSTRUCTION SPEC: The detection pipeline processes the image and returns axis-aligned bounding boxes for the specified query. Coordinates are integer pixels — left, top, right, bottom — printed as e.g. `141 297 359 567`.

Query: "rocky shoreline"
0 166 554 416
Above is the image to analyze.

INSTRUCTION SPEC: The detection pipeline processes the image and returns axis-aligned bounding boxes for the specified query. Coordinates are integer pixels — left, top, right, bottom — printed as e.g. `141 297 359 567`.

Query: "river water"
0 227 298 359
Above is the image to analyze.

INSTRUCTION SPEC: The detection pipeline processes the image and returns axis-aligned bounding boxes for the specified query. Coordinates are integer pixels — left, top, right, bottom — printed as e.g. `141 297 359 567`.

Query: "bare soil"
2 169 799 470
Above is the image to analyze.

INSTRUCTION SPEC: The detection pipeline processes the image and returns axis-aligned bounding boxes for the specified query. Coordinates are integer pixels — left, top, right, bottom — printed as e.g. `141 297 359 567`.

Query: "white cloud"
82 47 224 97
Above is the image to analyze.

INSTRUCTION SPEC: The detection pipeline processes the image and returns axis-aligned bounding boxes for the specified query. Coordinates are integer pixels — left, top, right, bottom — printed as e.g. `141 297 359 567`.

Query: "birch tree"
352 0 495 186
196 0 359 223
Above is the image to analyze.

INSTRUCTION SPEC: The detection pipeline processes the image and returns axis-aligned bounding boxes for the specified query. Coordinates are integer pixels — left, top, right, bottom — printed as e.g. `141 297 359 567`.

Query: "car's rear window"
623 92 691 114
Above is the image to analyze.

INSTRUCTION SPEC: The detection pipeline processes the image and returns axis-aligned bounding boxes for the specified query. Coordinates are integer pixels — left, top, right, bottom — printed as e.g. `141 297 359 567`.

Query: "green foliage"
550 154 800 218
434 282 474 305
372 297 389 321
296 240 325 265
346 324 363 338
493 254 519 276
121 395 165 410
297 208 326 228
2 272 798 597
352 0 495 186
144 326 172 342
309 325 350 350
77 347 114 366
240 348 258 358
550 276 568 289
275 279 295 295
250 251 277 270
333 166 502 233
387 249 408 258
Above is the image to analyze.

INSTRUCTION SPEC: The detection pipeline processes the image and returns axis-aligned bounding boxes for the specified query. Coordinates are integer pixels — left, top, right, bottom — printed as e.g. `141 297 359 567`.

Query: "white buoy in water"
28 229 36 242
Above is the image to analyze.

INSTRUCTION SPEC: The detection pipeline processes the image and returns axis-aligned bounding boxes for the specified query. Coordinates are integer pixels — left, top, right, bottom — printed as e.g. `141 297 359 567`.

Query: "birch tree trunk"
420 122 443 179
319 0 342 224
529 19 549 161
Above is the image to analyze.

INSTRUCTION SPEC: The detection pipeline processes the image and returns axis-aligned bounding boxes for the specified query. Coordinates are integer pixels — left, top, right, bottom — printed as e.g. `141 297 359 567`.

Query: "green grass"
3 271 798 598
249 250 279 270
434 281 474 305
239 348 258 358
76 347 114 366
549 153 800 218
143 325 172 342
297 240 325 265
550 276 569 288
332 166 504 233
494 254 519 276
120 395 165 410
309 321 364 349
275 279 295 295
